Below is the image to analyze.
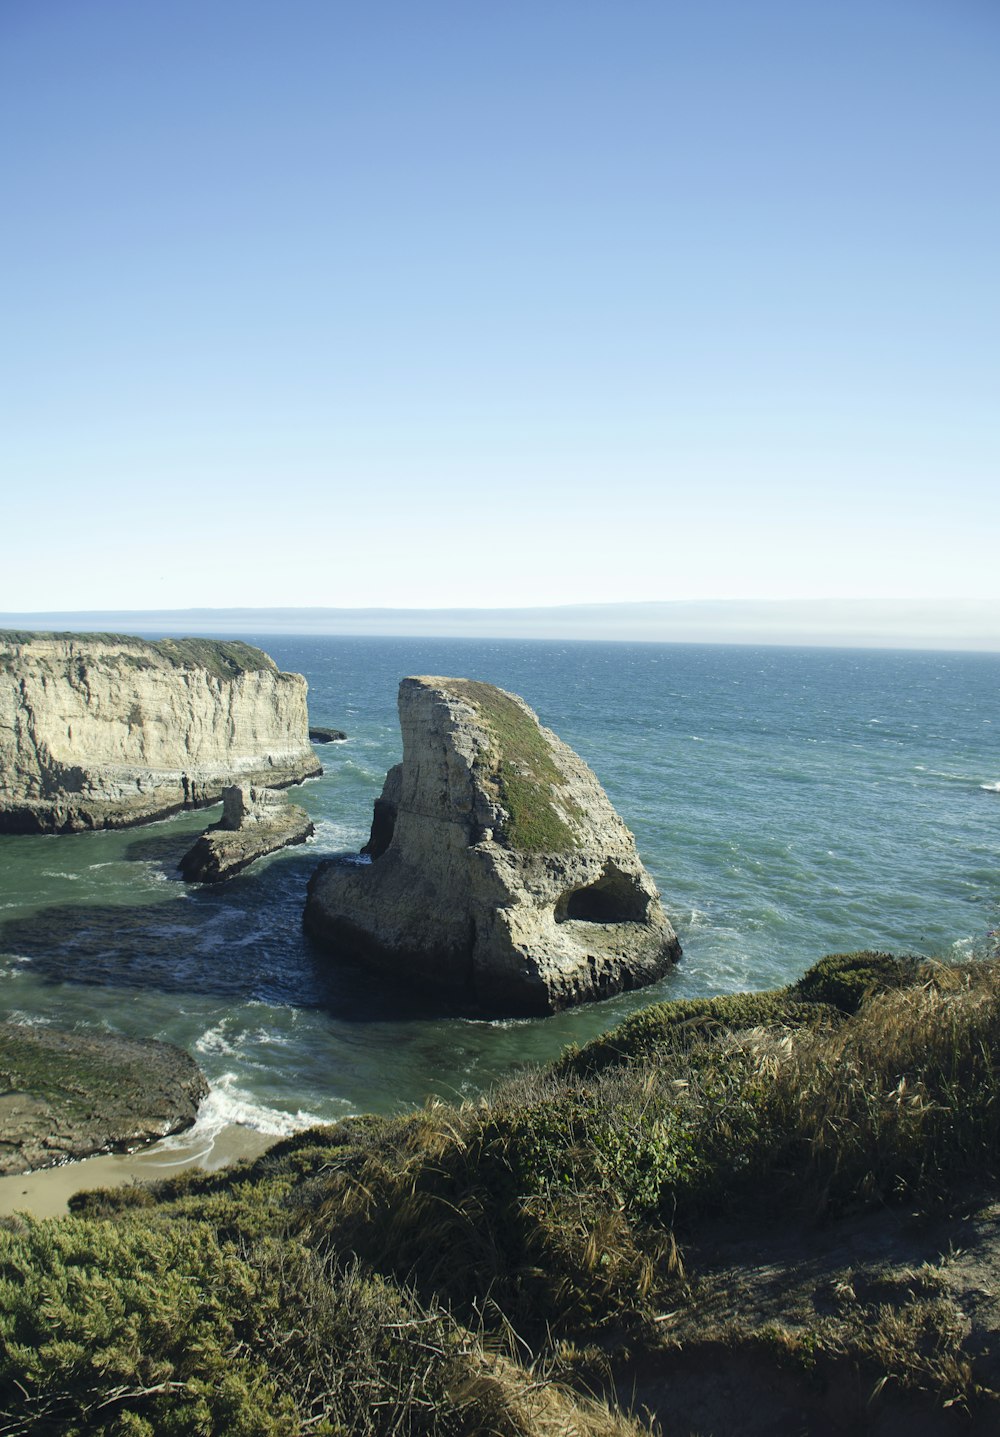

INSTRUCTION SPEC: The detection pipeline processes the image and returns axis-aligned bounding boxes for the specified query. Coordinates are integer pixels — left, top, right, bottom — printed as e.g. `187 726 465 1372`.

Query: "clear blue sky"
2 1 997 623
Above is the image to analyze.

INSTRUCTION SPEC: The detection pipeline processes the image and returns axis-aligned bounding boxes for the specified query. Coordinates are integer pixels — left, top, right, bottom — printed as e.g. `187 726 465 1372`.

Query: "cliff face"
305 676 680 1015
0 632 322 832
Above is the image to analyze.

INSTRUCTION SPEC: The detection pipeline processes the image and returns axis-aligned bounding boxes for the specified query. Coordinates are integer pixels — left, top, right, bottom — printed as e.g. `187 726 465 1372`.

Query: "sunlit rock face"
178 783 314 884
0 632 322 833
305 676 680 1016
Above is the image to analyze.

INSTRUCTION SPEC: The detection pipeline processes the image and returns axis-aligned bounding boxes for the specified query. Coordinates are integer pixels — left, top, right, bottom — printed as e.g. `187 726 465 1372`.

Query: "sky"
2 1 998 638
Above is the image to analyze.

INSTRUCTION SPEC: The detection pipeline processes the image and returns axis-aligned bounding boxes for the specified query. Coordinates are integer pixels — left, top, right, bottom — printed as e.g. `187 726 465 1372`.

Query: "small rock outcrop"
0 1023 208 1175
179 783 314 883
0 632 323 832
305 676 680 1015
309 726 347 743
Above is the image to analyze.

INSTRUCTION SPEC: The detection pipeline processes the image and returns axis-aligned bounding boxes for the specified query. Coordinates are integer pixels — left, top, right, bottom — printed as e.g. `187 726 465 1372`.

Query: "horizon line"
1 599 997 654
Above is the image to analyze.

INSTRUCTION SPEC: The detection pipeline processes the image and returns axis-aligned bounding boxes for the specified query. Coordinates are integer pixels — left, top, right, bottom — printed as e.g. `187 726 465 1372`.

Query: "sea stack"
305 676 680 1015
0 632 323 833
179 783 314 883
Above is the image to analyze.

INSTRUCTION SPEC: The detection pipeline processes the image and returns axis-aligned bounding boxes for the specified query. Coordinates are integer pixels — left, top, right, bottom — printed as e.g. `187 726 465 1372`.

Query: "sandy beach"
0 1123 276 1219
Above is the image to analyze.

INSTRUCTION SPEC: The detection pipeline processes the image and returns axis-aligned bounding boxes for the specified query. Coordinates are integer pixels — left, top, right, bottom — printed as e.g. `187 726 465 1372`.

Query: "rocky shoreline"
0 1022 208 1175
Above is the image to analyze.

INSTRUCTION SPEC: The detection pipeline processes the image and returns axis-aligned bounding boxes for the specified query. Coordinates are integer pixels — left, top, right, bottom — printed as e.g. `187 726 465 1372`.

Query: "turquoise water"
0 637 996 1136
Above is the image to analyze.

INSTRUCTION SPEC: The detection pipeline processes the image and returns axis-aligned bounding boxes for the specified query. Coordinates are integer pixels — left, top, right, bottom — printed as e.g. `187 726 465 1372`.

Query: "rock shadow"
0 848 471 1023
122 826 205 875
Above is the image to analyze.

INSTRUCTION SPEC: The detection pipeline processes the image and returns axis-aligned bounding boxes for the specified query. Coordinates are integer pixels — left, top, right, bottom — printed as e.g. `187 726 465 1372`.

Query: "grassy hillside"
0 632 277 680
3 950 1000 1434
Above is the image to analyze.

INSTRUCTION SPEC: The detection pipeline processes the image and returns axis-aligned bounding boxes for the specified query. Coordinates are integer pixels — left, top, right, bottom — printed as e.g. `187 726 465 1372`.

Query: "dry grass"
40 949 1000 1431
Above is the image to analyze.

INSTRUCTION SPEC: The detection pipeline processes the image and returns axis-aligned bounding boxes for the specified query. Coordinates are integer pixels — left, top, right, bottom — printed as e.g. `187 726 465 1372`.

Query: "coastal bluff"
0 631 322 833
305 676 679 1015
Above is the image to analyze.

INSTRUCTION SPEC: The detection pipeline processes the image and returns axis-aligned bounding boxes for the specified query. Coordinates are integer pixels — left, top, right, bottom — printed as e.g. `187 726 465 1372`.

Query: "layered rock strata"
0 1023 208 1175
179 783 314 883
305 676 680 1015
0 632 322 832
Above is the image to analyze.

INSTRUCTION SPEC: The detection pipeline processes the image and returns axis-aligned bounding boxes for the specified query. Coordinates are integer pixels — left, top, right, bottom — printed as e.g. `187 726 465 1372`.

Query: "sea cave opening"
555 863 648 924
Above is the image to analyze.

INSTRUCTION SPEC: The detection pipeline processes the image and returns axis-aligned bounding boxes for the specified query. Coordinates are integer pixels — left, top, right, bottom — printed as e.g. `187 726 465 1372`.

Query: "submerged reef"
0 1022 207 1174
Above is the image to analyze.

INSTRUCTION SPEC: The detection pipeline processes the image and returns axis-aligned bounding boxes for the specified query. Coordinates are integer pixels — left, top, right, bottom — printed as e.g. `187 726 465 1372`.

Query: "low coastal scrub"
0 632 275 681
4 950 1000 1433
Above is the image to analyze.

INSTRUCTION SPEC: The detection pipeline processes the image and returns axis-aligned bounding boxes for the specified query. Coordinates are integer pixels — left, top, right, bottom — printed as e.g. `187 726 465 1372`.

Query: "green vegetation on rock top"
446 678 580 853
789 947 923 1011
0 631 277 680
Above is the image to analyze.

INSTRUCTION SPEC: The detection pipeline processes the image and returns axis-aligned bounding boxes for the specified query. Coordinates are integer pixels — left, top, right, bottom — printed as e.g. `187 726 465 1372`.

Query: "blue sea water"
0 637 996 1136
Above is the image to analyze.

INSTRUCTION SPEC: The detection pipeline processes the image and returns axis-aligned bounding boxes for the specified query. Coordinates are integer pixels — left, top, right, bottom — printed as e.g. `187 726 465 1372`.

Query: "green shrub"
8 950 998 1432
555 991 837 1078
0 1216 297 1435
790 950 923 1013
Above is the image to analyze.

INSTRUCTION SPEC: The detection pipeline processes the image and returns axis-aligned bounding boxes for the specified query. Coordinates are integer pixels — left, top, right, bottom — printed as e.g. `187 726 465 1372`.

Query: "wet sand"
0 1123 276 1219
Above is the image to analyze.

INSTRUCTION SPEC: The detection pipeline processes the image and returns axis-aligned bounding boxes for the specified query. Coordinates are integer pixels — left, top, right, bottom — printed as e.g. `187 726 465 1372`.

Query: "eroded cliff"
305 676 680 1014
0 632 322 832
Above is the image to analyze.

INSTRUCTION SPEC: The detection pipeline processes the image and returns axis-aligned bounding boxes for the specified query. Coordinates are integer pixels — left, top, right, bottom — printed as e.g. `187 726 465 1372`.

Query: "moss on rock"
449 678 581 853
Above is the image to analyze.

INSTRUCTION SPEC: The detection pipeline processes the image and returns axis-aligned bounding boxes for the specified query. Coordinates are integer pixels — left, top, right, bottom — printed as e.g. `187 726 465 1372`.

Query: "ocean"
0 636 996 1141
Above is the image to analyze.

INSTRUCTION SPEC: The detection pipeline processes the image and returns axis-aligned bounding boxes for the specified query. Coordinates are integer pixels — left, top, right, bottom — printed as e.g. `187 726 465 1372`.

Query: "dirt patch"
615 1201 1000 1436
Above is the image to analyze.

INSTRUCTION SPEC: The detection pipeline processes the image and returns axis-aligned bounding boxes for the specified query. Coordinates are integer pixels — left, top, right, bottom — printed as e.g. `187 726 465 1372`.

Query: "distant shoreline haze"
0 601 997 652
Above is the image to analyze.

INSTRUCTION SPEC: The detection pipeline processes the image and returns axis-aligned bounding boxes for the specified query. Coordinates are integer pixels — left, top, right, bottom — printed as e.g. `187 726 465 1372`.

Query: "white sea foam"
195 1021 240 1058
342 760 381 779
251 1026 292 1047
226 927 277 951
200 1075 326 1138
948 935 979 961
460 1013 532 1029
981 782 1000 793
40 870 81 881
312 818 369 850
143 1078 329 1171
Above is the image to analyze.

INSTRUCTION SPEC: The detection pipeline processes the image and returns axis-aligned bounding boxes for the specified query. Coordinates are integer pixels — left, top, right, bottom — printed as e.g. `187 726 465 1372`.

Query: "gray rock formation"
309 726 347 743
0 1022 208 1175
305 676 680 1015
0 632 323 832
179 783 314 883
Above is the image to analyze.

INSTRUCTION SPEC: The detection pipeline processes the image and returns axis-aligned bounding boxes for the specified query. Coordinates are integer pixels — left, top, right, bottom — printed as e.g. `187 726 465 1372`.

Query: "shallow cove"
0 636 996 1139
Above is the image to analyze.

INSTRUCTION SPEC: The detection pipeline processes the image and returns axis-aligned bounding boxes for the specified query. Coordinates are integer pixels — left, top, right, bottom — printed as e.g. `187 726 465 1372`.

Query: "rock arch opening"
555 863 649 925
